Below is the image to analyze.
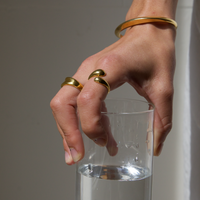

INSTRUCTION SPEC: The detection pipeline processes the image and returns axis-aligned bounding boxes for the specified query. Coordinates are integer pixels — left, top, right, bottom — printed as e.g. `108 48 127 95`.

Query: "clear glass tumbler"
76 98 154 200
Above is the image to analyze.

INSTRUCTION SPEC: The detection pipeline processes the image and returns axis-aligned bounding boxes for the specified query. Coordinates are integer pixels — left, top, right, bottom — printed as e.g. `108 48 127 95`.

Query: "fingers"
77 77 118 156
77 64 125 156
51 69 173 163
51 62 123 164
77 78 108 144
50 86 85 164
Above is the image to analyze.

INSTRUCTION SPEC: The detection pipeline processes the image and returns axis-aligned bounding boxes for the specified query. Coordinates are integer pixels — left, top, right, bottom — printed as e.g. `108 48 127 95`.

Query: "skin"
50 0 178 165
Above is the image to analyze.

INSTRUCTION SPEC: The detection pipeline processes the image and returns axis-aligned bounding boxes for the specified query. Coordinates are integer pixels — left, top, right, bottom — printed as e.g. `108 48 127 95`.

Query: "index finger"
50 86 85 164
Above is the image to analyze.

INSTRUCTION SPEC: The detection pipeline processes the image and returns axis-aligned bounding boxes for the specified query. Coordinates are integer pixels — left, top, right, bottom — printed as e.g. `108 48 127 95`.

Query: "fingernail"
70 148 82 163
94 138 107 146
65 151 73 164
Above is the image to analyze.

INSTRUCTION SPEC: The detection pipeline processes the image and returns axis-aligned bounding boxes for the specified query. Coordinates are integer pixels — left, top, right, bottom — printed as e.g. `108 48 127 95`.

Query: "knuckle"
81 56 94 66
77 91 95 107
50 96 63 112
97 54 122 69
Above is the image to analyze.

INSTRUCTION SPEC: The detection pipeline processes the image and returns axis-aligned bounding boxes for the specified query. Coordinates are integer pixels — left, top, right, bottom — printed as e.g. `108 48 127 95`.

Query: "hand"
50 23 176 165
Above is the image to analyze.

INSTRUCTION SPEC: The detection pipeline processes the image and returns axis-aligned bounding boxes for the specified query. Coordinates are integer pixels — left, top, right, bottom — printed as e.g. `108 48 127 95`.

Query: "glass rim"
101 98 155 115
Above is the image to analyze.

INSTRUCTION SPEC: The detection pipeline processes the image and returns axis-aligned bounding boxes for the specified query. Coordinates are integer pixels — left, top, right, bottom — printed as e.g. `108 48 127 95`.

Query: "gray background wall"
0 0 193 199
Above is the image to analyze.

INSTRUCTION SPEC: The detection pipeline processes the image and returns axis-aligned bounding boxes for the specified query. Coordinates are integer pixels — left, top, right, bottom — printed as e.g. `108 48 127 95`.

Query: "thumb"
149 83 174 156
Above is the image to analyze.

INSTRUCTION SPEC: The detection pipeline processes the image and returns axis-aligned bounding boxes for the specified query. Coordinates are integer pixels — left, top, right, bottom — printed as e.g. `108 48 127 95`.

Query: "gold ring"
115 17 178 38
94 77 110 93
88 69 106 80
61 77 83 91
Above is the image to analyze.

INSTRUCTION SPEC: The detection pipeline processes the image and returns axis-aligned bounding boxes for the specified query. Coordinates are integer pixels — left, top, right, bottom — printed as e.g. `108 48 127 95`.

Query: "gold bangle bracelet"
115 17 178 38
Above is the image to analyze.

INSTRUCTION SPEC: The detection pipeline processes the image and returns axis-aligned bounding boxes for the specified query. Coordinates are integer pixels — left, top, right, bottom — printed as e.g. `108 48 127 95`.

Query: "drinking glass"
76 98 154 200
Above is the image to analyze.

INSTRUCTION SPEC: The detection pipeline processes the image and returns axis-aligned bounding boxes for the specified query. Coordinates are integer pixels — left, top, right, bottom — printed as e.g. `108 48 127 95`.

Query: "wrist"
126 0 178 21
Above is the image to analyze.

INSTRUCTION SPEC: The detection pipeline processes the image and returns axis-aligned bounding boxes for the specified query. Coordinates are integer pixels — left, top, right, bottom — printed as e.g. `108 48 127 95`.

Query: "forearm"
126 0 178 20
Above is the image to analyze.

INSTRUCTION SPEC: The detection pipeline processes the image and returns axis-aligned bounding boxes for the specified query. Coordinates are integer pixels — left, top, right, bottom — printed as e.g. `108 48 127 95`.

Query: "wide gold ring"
94 77 110 93
61 77 83 91
88 69 106 79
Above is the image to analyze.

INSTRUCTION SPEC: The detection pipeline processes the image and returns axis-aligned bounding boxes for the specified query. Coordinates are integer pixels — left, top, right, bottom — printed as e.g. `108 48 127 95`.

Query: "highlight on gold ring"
88 69 106 80
94 77 110 93
61 77 83 91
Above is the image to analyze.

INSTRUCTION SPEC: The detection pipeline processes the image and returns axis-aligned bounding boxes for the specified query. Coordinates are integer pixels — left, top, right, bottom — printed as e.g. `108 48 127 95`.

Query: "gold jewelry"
94 77 110 93
115 17 178 38
61 77 83 91
88 69 106 79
